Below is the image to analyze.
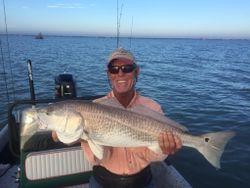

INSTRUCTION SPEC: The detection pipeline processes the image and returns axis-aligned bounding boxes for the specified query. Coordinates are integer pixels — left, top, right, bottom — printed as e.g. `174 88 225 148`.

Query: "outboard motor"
55 74 76 98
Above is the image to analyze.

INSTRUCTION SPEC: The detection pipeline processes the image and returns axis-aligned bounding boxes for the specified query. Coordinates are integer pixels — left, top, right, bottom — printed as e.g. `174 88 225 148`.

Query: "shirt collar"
107 90 139 108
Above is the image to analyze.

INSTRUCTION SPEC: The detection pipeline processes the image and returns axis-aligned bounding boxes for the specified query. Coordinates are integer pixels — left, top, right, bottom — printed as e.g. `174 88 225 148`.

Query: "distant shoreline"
0 33 249 40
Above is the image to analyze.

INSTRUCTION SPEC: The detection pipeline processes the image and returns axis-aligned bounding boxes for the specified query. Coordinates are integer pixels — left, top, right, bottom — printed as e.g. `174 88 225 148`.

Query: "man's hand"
158 132 182 155
52 131 59 142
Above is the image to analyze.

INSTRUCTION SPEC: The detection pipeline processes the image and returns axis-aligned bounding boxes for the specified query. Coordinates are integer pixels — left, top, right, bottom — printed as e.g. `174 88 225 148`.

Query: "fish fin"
196 131 235 169
94 98 188 132
87 139 104 160
93 98 124 109
148 144 163 155
81 130 88 141
130 105 188 132
80 129 104 159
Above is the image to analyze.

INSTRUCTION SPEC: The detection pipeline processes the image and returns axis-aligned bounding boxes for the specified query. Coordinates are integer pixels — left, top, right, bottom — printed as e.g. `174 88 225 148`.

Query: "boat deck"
0 164 19 188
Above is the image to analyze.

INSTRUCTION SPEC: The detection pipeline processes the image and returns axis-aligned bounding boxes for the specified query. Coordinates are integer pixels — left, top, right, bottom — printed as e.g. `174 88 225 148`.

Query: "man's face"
108 59 138 94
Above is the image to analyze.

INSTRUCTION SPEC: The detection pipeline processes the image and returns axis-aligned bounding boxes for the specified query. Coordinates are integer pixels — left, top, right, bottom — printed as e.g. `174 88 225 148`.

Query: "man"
80 48 182 188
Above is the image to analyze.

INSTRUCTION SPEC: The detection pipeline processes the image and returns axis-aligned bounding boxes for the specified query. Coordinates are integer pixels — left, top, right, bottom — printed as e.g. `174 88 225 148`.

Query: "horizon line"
0 32 250 40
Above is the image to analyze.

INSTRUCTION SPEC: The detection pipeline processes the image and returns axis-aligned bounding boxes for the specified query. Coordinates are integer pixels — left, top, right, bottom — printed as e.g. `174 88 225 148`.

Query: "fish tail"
196 131 235 169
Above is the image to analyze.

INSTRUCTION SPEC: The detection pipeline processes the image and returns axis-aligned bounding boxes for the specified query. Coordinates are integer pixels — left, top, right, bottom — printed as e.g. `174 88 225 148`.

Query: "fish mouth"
21 108 38 128
37 114 51 130
35 108 50 129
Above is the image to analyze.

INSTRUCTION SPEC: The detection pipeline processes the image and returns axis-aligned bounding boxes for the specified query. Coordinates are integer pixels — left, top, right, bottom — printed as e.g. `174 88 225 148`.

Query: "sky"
1 0 250 39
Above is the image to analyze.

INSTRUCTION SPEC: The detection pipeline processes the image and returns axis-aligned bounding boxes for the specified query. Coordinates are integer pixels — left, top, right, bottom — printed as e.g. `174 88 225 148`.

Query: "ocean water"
0 35 250 187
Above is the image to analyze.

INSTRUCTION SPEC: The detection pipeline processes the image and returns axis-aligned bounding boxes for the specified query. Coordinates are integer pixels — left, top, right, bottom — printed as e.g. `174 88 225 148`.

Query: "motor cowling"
55 74 76 98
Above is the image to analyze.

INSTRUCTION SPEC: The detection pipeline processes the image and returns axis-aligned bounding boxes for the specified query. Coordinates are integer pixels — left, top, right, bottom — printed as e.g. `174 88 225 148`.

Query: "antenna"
116 0 123 48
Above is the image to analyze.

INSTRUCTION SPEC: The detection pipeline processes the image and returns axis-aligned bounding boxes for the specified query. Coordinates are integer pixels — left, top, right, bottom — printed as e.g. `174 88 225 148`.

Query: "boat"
35 32 44 39
0 61 192 187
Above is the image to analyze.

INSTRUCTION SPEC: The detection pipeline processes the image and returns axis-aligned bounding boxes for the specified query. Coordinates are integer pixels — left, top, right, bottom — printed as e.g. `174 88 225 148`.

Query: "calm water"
0 35 250 187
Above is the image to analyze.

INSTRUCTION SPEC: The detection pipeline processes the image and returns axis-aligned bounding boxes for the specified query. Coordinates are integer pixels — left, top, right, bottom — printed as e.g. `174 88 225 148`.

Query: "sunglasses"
108 64 136 74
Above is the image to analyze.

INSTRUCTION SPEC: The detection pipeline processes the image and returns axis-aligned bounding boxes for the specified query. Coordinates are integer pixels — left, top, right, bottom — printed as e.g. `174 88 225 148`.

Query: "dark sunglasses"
108 64 136 74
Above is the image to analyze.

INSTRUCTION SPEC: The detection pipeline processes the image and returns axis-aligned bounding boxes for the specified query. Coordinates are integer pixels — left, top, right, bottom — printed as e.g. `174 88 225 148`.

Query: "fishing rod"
116 0 123 48
129 16 134 50
116 1 134 50
27 59 36 104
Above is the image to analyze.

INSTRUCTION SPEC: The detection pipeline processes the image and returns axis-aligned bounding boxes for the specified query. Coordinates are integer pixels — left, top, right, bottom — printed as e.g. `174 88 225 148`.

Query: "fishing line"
0 0 11 103
0 39 11 104
2 0 16 100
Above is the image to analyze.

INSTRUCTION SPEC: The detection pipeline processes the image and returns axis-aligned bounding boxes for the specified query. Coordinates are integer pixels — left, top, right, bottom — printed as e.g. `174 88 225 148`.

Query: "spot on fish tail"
205 137 210 142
